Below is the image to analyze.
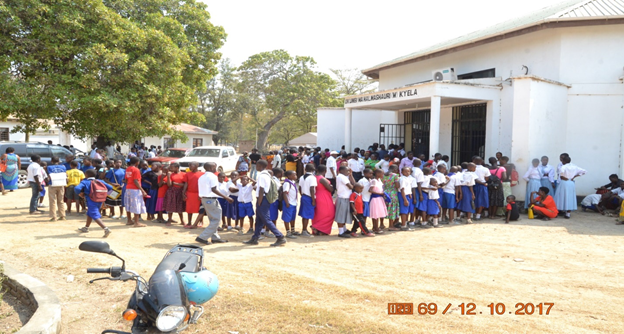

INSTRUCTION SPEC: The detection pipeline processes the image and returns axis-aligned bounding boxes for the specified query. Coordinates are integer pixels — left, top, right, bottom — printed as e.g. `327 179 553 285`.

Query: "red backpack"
89 179 109 203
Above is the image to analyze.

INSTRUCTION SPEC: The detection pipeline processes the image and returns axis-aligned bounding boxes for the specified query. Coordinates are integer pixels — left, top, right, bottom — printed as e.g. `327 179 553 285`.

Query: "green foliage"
237 50 340 149
0 0 225 143
330 68 377 97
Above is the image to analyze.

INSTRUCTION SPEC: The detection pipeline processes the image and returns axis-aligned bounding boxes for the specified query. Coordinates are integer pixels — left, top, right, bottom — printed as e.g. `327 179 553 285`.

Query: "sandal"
133 223 147 227
373 229 384 234
388 227 401 231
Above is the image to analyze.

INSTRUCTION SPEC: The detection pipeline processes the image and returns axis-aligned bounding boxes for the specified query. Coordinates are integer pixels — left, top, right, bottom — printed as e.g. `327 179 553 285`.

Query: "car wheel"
18 170 28 189
218 166 223 173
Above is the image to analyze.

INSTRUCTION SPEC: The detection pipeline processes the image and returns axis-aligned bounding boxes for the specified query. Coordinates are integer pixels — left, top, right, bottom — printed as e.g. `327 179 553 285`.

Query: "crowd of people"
8 139 624 245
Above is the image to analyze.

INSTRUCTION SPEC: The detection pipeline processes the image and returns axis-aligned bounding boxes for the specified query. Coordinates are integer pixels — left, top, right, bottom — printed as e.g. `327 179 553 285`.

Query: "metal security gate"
404 110 430 157
451 104 487 164
379 124 405 148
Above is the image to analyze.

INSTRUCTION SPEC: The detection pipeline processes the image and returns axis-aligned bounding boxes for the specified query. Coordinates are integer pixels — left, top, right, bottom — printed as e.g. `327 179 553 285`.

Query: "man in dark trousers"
249 148 261 180
243 160 286 247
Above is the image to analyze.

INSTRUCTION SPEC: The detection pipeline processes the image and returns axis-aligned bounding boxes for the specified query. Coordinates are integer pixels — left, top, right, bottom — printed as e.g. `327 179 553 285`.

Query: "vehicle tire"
17 170 28 189
217 166 223 173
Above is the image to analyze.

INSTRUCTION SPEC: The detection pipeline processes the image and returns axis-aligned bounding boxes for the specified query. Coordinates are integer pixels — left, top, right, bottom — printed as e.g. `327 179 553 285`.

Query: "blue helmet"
180 270 219 305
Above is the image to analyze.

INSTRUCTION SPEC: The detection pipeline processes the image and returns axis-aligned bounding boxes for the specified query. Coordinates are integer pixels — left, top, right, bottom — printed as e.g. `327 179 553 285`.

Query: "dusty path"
1 189 623 333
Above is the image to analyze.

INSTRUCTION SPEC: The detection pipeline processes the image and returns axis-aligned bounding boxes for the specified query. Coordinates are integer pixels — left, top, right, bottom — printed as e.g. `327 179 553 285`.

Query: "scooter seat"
153 251 200 274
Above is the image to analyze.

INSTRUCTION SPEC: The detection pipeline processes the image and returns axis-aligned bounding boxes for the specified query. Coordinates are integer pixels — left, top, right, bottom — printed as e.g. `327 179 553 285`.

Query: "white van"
176 146 238 173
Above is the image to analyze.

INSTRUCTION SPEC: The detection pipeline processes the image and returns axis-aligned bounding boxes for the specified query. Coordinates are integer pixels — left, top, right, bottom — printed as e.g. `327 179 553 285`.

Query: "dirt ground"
0 290 32 334
1 189 624 333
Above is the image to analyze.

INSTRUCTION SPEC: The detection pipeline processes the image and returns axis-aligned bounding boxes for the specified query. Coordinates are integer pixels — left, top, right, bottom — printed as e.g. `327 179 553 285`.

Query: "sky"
201 0 569 75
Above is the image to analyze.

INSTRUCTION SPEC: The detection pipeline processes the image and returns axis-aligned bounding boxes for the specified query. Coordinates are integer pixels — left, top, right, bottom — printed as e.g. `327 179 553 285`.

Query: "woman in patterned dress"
381 164 400 230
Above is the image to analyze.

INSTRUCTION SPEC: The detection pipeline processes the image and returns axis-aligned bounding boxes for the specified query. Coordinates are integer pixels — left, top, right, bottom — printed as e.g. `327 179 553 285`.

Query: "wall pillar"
344 108 352 152
429 96 441 158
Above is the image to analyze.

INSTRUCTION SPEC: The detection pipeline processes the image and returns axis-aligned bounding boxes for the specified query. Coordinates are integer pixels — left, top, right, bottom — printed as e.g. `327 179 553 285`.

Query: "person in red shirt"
530 187 559 220
349 183 375 237
124 156 147 227
163 162 186 225
155 165 169 223
182 162 203 228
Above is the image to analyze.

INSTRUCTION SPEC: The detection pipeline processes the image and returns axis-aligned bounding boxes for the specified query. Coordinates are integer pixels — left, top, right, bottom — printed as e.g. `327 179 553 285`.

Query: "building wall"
144 134 214 151
317 108 397 150
378 28 563 91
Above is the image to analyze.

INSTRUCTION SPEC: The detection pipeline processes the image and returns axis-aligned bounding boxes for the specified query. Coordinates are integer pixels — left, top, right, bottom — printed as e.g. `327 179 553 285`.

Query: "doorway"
404 110 431 157
451 104 487 164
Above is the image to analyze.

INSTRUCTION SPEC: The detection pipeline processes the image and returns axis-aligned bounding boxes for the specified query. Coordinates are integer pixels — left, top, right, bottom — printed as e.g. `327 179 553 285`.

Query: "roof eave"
362 15 624 78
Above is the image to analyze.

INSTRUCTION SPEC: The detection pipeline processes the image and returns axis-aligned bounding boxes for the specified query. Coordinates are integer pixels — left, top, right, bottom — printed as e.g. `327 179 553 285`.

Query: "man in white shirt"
298 164 318 237
105 142 116 159
89 144 98 159
271 151 282 169
244 160 285 246
334 166 355 238
473 157 491 220
196 162 233 245
348 154 365 182
325 151 339 192
27 155 44 214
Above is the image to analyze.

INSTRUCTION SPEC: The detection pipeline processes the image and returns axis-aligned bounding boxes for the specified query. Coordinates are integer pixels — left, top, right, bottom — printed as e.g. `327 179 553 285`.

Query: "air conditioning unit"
432 68 457 82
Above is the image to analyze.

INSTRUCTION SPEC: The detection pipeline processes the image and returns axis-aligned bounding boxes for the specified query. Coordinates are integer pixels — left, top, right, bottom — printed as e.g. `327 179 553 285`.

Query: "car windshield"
188 148 220 158
160 149 186 158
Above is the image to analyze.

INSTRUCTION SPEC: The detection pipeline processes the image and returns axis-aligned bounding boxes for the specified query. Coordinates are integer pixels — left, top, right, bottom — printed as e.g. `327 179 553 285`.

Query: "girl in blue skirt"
458 163 478 224
554 156 586 219
523 159 542 208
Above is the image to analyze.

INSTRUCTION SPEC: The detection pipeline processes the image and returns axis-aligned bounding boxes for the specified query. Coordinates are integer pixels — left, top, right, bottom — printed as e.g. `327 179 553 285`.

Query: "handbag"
107 170 122 200
50 172 67 187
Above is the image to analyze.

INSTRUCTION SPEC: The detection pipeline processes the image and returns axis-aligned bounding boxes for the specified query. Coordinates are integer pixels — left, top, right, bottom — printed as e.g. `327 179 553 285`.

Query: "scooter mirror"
79 241 115 255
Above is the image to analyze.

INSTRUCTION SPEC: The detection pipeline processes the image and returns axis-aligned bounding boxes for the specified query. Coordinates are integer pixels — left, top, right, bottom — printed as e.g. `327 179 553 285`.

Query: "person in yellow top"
66 160 86 214
285 154 297 172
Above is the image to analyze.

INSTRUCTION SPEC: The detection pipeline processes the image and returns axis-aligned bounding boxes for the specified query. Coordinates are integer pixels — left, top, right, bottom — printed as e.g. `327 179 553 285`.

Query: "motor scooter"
79 241 213 334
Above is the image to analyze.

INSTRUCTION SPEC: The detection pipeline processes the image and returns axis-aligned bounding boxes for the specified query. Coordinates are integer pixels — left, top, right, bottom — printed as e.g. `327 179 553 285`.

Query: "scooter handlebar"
87 268 110 274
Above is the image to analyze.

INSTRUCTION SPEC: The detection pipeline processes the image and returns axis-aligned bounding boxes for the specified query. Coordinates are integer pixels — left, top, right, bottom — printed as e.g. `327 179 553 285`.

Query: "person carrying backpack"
74 169 113 237
487 157 507 219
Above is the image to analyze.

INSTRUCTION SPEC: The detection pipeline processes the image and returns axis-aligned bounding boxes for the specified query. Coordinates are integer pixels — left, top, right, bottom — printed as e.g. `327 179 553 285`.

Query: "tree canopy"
0 0 225 143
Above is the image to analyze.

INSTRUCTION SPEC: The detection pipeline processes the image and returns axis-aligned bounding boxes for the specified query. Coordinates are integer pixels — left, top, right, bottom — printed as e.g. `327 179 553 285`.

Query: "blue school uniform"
399 194 412 215
553 180 578 211
238 202 254 218
363 201 370 217
298 195 315 219
269 200 279 221
457 186 475 213
441 192 456 209
227 195 239 220
417 192 429 212
281 201 297 222
474 183 489 208
217 198 230 217
74 178 113 219
524 178 542 208
426 198 440 216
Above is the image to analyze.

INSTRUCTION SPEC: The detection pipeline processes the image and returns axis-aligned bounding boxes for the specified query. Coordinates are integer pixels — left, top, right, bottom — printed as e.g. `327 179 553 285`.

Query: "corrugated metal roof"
363 0 624 76
174 123 218 135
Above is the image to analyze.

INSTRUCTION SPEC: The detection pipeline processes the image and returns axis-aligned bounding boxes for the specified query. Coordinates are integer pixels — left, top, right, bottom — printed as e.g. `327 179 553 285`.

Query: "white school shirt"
227 180 238 197
283 179 298 205
474 165 491 183
421 175 432 188
409 175 417 189
27 162 42 182
437 160 448 169
299 173 318 197
272 154 281 169
358 177 372 202
301 154 311 165
427 185 440 200
336 174 352 199
462 171 478 187
443 173 461 194
399 175 412 193
556 162 564 180
325 156 337 179
538 164 555 183
559 164 586 180
216 181 230 198
257 170 272 198
411 167 424 187
611 187 624 199
198 172 219 197
375 160 390 173
523 166 541 181
433 172 447 187
581 194 601 206
348 158 365 173
237 183 254 203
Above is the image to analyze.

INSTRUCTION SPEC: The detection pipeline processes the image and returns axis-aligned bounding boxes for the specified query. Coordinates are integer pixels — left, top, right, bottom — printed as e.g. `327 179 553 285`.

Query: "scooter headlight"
155 305 187 332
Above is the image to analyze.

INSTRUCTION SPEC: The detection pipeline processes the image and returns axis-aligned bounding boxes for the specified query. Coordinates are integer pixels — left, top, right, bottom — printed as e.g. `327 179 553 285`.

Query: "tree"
330 68 377 97
195 59 237 145
237 50 340 150
0 0 225 143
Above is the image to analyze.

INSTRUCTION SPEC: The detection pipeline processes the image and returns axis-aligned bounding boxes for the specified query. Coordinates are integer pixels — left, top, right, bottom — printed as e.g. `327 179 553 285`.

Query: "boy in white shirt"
397 167 414 231
282 171 299 238
334 166 355 238
357 168 373 224
411 159 424 224
233 176 256 234
298 164 318 237
216 173 233 230
416 168 433 227
473 157 491 220
457 163 478 224
425 178 442 228
442 166 462 223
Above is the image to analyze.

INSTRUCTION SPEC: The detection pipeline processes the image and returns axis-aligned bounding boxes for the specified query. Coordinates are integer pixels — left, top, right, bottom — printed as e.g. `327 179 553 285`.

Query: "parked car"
0 142 79 189
176 146 238 173
146 148 189 166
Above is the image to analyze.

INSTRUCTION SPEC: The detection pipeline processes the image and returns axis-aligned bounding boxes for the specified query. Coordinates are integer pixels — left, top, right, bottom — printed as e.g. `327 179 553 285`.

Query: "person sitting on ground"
581 193 605 214
504 195 520 224
530 187 559 221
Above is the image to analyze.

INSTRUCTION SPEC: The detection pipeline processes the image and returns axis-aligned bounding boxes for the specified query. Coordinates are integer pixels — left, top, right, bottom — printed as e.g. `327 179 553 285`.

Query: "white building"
318 0 624 197
288 132 318 147
143 123 216 150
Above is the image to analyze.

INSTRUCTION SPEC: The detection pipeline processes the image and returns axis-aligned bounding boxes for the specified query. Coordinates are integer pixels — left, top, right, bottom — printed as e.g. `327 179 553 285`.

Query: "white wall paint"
318 108 399 151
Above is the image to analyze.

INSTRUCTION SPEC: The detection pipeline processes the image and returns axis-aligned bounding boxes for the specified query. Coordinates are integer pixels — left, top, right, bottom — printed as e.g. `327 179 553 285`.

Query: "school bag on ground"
89 179 109 203
266 178 280 204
